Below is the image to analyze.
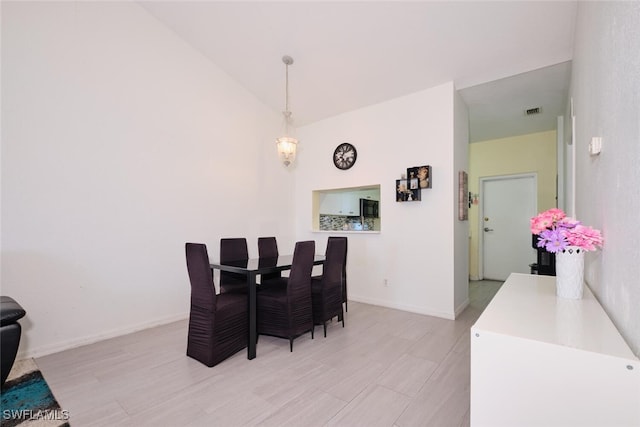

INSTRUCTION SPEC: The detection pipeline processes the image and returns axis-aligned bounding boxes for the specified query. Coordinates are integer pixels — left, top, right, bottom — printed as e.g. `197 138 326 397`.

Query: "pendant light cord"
282 56 294 134
285 62 290 115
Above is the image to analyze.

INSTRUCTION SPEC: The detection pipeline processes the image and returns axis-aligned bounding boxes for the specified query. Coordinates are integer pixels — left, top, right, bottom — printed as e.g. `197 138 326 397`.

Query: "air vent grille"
525 107 541 116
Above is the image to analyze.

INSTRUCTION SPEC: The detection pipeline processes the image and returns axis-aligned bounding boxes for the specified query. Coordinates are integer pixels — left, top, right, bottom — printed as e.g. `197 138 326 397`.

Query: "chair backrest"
328 236 348 300
286 240 315 332
220 238 249 289
323 237 347 291
258 237 279 259
287 240 316 297
220 238 249 262
185 243 216 309
258 237 281 282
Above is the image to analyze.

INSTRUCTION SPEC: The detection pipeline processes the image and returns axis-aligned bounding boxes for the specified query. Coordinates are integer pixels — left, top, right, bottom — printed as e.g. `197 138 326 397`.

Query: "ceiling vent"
525 107 542 116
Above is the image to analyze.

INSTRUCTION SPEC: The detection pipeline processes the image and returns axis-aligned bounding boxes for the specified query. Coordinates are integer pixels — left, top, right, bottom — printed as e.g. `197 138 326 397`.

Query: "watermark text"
2 409 70 421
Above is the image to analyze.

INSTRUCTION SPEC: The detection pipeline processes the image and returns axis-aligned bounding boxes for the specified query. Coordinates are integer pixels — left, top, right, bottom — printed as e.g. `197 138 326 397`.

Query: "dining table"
210 254 325 359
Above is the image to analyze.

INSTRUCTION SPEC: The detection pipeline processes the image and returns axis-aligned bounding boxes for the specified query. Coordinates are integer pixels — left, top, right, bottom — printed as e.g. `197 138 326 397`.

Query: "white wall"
1 2 295 358
569 1 640 355
453 90 470 314
295 82 467 319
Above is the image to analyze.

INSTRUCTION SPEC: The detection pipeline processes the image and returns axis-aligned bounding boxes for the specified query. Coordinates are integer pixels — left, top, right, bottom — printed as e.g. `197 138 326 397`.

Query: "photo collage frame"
396 165 432 202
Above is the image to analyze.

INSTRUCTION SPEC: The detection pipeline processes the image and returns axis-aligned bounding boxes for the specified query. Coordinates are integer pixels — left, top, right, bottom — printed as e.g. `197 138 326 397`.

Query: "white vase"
555 246 585 299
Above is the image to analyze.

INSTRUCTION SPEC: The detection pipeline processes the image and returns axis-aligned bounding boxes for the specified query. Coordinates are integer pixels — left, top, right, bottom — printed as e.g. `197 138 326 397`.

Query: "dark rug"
0 359 70 427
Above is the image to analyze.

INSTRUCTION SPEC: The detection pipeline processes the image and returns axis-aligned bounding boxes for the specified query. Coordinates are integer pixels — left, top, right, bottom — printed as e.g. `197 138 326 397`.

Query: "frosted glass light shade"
276 136 298 166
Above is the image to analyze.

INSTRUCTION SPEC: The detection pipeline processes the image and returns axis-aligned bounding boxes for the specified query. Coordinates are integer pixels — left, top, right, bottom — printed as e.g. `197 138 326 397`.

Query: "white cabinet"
342 194 360 216
319 192 359 216
470 273 639 427
319 193 342 215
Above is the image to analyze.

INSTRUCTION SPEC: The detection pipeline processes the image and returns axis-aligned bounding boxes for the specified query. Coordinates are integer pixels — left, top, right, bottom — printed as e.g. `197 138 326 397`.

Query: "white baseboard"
18 294 472 359
18 312 189 360
454 298 470 318
349 295 456 320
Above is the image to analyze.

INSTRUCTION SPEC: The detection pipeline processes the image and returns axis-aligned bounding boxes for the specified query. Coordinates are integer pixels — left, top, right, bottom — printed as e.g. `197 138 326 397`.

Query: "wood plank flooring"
35 280 503 427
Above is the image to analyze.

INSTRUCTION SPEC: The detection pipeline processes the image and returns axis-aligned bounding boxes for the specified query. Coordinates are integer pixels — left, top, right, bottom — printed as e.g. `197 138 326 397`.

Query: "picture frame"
408 187 421 202
410 177 419 190
396 179 421 202
396 179 407 202
408 165 432 189
458 170 468 221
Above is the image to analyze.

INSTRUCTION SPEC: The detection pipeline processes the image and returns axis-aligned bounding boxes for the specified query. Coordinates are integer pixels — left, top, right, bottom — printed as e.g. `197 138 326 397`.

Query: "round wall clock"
333 143 357 170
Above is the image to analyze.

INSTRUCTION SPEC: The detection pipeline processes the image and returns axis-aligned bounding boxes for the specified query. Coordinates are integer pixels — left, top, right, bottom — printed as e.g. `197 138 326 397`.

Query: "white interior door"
481 174 537 281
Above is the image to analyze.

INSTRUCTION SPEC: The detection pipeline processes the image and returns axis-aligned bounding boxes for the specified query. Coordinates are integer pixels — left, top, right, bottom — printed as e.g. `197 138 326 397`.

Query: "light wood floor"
36 280 503 427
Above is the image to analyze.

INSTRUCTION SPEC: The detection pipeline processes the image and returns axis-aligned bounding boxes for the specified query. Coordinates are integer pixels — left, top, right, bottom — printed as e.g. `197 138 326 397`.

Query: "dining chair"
258 237 281 285
313 236 349 311
257 240 315 351
311 237 347 337
219 238 249 294
185 243 248 367
339 237 348 312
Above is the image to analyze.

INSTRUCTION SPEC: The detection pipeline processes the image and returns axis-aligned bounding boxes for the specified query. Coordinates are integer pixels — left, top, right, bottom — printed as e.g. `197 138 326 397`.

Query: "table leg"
248 272 257 359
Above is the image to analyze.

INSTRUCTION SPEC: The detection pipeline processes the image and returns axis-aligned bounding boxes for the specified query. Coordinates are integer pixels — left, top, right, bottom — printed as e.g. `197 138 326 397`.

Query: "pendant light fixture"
276 55 298 166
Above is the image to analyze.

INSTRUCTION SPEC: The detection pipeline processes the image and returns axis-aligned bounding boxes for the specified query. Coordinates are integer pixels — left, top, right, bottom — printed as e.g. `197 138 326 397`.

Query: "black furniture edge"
1 296 27 387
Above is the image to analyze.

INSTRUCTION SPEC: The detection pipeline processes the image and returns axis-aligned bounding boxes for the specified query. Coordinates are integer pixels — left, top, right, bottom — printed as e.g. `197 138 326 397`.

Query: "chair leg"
323 322 327 338
289 338 293 352
341 310 345 328
345 300 348 312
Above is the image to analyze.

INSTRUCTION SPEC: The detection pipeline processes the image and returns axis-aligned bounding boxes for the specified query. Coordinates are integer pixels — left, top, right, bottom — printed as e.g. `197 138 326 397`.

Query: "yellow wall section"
468 130 557 279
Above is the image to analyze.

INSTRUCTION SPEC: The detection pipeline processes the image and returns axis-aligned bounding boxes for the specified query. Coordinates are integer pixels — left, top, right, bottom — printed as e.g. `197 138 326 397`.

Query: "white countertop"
472 273 637 361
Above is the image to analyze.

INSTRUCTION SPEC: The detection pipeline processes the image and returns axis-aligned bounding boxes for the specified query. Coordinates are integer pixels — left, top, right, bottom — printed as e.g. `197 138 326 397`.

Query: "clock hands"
333 143 357 170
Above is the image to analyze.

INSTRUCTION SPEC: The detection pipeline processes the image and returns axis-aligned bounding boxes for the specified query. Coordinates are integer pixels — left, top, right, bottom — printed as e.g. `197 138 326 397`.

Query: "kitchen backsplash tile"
319 215 375 231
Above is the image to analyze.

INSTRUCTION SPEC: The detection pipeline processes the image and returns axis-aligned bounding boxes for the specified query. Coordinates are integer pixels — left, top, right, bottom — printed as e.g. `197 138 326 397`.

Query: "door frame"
478 173 537 280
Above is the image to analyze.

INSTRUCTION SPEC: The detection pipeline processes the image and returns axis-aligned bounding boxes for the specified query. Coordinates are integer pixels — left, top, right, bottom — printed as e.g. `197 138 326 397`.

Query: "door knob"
484 227 494 232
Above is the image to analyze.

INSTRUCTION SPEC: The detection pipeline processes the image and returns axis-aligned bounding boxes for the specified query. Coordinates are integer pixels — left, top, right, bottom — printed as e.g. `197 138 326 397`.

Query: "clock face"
333 143 357 170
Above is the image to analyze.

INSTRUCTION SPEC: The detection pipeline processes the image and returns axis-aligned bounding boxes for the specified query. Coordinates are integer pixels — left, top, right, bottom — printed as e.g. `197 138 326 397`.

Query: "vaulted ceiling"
139 1 577 142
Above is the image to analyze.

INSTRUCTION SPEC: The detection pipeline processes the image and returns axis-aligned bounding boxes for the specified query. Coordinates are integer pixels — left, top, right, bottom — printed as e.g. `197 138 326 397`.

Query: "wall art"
458 170 468 220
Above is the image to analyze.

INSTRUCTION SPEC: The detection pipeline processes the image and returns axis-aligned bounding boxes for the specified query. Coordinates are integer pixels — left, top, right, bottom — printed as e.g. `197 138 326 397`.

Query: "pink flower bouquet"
530 208 603 253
